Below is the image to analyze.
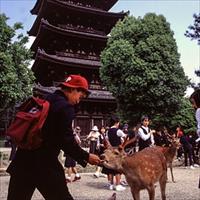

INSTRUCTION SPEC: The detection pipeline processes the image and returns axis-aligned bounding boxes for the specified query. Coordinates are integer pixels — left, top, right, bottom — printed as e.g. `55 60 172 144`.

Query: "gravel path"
0 166 199 200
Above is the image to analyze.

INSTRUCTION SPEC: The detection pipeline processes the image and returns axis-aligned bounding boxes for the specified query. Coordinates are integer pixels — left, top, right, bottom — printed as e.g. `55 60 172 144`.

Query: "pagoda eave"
31 0 119 14
50 0 126 18
32 49 102 85
28 0 126 36
33 49 101 71
103 0 118 11
87 90 115 101
31 19 107 51
33 84 116 102
30 0 43 14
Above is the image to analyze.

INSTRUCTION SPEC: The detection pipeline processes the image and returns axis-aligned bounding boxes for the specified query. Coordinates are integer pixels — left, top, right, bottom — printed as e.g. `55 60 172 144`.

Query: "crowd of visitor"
69 113 200 192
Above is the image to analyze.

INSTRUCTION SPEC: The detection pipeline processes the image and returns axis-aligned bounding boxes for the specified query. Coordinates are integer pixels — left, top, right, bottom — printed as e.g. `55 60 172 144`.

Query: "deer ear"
118 145 123 152
107 145 113 150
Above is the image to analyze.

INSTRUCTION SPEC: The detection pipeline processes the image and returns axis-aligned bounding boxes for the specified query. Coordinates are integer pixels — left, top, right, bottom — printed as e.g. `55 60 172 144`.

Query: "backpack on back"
7 97 50 150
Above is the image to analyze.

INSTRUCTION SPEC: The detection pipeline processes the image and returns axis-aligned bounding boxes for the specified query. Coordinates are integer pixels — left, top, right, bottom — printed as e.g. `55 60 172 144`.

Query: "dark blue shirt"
7 90 89 174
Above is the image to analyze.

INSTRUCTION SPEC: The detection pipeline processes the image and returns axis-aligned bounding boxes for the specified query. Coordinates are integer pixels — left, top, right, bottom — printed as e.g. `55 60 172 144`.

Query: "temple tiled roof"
33 49 101 70
31 0 119 14
29 0 127 36
32 49 102 85
31 19 107 52
34 83 115 101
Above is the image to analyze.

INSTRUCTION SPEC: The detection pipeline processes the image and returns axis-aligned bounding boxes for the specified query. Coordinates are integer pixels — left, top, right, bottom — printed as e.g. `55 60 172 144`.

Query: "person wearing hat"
138 115 155 151
87 125 100 154
6 75 101 200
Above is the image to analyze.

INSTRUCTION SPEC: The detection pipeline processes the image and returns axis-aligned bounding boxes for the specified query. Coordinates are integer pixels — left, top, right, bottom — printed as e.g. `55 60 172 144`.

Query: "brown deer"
157 138 180 183
122 135 179 183
100 146 167 200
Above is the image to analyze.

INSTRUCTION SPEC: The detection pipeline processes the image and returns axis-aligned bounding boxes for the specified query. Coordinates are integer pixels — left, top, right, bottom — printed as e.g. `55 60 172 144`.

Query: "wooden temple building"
29 0 127 135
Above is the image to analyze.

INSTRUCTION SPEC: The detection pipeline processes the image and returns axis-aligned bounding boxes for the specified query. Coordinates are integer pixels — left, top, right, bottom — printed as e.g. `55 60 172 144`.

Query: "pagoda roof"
31 19 107 53
34 84 115 102
29 0 127 36
32 49 101 85
31 0 119 14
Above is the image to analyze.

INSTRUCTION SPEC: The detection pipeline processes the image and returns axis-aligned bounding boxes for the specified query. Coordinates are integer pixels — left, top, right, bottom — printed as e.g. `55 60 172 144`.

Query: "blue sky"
1 0 200 93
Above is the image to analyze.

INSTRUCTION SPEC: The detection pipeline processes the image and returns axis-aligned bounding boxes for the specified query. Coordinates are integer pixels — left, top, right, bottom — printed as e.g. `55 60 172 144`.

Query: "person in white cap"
87 125 100 154
7 75 101 200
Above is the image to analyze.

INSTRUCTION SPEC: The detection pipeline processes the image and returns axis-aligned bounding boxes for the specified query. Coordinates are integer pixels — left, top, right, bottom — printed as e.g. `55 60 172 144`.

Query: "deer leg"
159 174 167 200
130 187 140 200
169 162 175 182
147 184 155 200
166 167 169 182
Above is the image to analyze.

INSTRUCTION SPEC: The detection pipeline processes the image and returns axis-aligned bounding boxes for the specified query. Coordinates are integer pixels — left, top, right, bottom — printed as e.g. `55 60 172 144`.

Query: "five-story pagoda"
29 0 127 135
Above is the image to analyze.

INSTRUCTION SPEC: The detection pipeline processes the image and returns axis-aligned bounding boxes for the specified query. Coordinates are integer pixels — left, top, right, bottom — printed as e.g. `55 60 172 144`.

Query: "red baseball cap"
60 75 90 95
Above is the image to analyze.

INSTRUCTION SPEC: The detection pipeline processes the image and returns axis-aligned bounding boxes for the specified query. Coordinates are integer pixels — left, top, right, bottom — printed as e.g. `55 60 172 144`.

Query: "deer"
100 146 167 200
122 133 179 183
157 138 180 183
125 135 179 182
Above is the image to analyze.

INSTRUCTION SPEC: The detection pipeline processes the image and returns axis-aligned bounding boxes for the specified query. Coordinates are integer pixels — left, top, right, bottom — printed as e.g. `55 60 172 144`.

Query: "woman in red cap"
7 75 101 200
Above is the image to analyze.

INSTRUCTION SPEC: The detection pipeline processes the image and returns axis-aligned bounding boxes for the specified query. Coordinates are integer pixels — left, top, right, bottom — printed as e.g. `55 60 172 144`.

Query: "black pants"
183 148 193 166
7 165 73 200
89 140 97 154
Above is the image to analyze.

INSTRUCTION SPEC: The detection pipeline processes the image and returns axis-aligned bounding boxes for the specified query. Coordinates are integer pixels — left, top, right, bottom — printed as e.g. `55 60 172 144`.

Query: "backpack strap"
33 97 50 130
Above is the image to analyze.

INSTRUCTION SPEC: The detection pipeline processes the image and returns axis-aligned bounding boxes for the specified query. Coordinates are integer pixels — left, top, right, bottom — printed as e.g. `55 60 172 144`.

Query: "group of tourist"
6 74 200 199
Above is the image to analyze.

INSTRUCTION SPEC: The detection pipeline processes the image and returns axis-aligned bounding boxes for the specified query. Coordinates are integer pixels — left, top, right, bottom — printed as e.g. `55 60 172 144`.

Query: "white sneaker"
100 173 107 178
193 164 199 167
196 137 200 143
93 172 100 178
73 174 81 182
115 184 126 191
120 180 128 186
190 165 195 169
109 184 115 190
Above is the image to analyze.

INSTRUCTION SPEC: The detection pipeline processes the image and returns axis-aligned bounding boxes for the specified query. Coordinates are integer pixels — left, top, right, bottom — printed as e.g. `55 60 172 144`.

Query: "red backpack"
7 97 50 150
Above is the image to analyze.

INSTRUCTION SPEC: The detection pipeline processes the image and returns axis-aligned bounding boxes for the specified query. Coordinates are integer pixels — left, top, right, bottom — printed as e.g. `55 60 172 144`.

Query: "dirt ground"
0 166 199 200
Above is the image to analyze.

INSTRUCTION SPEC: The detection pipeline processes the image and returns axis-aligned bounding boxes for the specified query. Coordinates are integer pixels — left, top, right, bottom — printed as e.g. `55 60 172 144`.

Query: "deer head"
100 146 126 173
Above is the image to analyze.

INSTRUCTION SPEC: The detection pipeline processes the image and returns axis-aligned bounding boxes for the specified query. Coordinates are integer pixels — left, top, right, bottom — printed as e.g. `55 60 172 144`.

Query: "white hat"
91 125 99 131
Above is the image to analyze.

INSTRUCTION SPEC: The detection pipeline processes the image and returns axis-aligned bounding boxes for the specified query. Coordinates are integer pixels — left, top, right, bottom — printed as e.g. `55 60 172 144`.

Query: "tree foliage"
100 13 190 128
185 13 200 89
0 14 35 115
185 13 200 45
169 98 196 133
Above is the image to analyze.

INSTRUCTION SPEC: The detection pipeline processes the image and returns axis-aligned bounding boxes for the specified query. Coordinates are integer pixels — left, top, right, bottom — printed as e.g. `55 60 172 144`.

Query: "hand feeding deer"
100 145 167 200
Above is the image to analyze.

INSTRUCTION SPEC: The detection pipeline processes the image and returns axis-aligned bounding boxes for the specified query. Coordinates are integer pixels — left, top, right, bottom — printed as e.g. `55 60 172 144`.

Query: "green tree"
100 13 189 128
0 14 35 115
185 13 200 45
169 98 196 133
185 13 200 88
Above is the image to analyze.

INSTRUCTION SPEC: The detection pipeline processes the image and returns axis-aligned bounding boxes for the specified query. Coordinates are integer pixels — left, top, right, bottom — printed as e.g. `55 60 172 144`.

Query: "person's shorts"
64 155 76 168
